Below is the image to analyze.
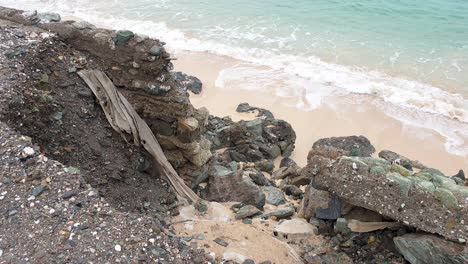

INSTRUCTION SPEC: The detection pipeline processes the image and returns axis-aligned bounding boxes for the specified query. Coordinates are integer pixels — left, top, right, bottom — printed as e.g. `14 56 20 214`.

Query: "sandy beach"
173 50 467 175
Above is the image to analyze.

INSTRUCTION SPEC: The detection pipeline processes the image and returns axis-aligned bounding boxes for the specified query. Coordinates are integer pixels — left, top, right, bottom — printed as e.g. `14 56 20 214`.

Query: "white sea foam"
2 0 467 155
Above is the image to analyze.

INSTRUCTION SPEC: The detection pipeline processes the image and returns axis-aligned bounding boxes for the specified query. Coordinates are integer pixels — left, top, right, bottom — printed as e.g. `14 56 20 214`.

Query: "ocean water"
1 0 467 154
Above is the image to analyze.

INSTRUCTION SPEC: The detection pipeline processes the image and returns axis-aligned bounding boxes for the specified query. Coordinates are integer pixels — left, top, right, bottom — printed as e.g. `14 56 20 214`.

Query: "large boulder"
312 136 375 157
394 233 468 264
201 163 265 209
303 146 468 241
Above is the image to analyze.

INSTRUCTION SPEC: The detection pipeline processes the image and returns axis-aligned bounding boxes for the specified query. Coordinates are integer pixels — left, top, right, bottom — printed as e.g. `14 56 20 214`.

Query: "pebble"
21 146 35 157
62 190 78 199
213 238 228 247
115 244 122 252
32 185 46 197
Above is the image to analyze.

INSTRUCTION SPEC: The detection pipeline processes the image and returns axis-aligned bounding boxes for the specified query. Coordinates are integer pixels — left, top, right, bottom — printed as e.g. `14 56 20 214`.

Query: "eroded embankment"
0 6 467 264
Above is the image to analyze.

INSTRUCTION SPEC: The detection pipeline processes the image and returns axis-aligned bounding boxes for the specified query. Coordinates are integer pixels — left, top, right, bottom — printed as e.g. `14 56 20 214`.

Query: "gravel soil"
0 19 212 263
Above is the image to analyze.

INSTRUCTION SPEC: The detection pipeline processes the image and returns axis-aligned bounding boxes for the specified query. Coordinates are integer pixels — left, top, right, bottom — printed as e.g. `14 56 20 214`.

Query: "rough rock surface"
201 163 265 209
312 136 375 157
394 233 468 264
304 144 468 241
378 149 427 170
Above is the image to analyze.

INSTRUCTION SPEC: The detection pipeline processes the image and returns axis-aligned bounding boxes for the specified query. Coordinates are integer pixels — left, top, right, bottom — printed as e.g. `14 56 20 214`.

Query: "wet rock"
236 103 274 119
37 12 61 23
172 72 203 94
149 45 162 55
260 207 295 219
112 30 134 45
235 205 261 219
202 163 265 209
281 185 303 196
394 233 468 264
312 136 375 157
262 186 286 206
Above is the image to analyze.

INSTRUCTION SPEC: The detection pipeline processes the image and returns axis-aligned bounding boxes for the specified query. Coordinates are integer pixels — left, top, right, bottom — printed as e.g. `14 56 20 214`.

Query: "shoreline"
173 50 467 174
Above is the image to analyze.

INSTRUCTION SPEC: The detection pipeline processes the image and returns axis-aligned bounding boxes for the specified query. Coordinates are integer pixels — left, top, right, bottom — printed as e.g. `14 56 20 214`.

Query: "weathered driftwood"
78 70 200 203
348 220 401 233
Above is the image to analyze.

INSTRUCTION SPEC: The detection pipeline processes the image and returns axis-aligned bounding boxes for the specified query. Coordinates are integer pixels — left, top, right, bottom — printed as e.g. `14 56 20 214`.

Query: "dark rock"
201 163 265 209
261 186 285 206
453 170 465 181
32 185 47 197
299 186 341 220
272 166 298 179
213 238 228 247
281 185 303 196
236 103 274 119
235 205 261 219
312 136 375 157
315 194 342 220
254 160 275 173
62 190 78 200
378 149 426 170
245 169 274 186
194 202 208 213
394 233 468 264
279 157 297 168
112 30 134 45
172 72 203 94
288 175 311 187
243 259 255 264
236 103 254 113
149 45 162 56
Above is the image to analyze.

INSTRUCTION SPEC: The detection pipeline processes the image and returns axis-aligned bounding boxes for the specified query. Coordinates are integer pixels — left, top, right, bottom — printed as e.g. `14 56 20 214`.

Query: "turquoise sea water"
1 0 468 153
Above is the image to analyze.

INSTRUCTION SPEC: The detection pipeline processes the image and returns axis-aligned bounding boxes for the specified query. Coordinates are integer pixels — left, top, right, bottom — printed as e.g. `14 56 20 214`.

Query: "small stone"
8 210 18 216
62 190 78 199
51 111 64 121
21 147 35 158
213 238 228 247
111 66 121 71
115 244 122 252
368 236 377 244
67 167 81 175
242 218 253 224
334 218 352 235
194 202 209 213
243 259 255 264
192 233 205 240
32 185 47 197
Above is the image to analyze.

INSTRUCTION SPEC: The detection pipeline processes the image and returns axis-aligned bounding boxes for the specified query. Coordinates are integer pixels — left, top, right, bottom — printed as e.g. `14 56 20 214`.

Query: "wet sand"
173 50 467 174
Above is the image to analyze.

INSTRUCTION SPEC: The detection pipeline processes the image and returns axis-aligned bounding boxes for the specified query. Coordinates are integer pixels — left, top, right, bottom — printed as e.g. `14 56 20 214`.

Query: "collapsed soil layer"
2 21 178 216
